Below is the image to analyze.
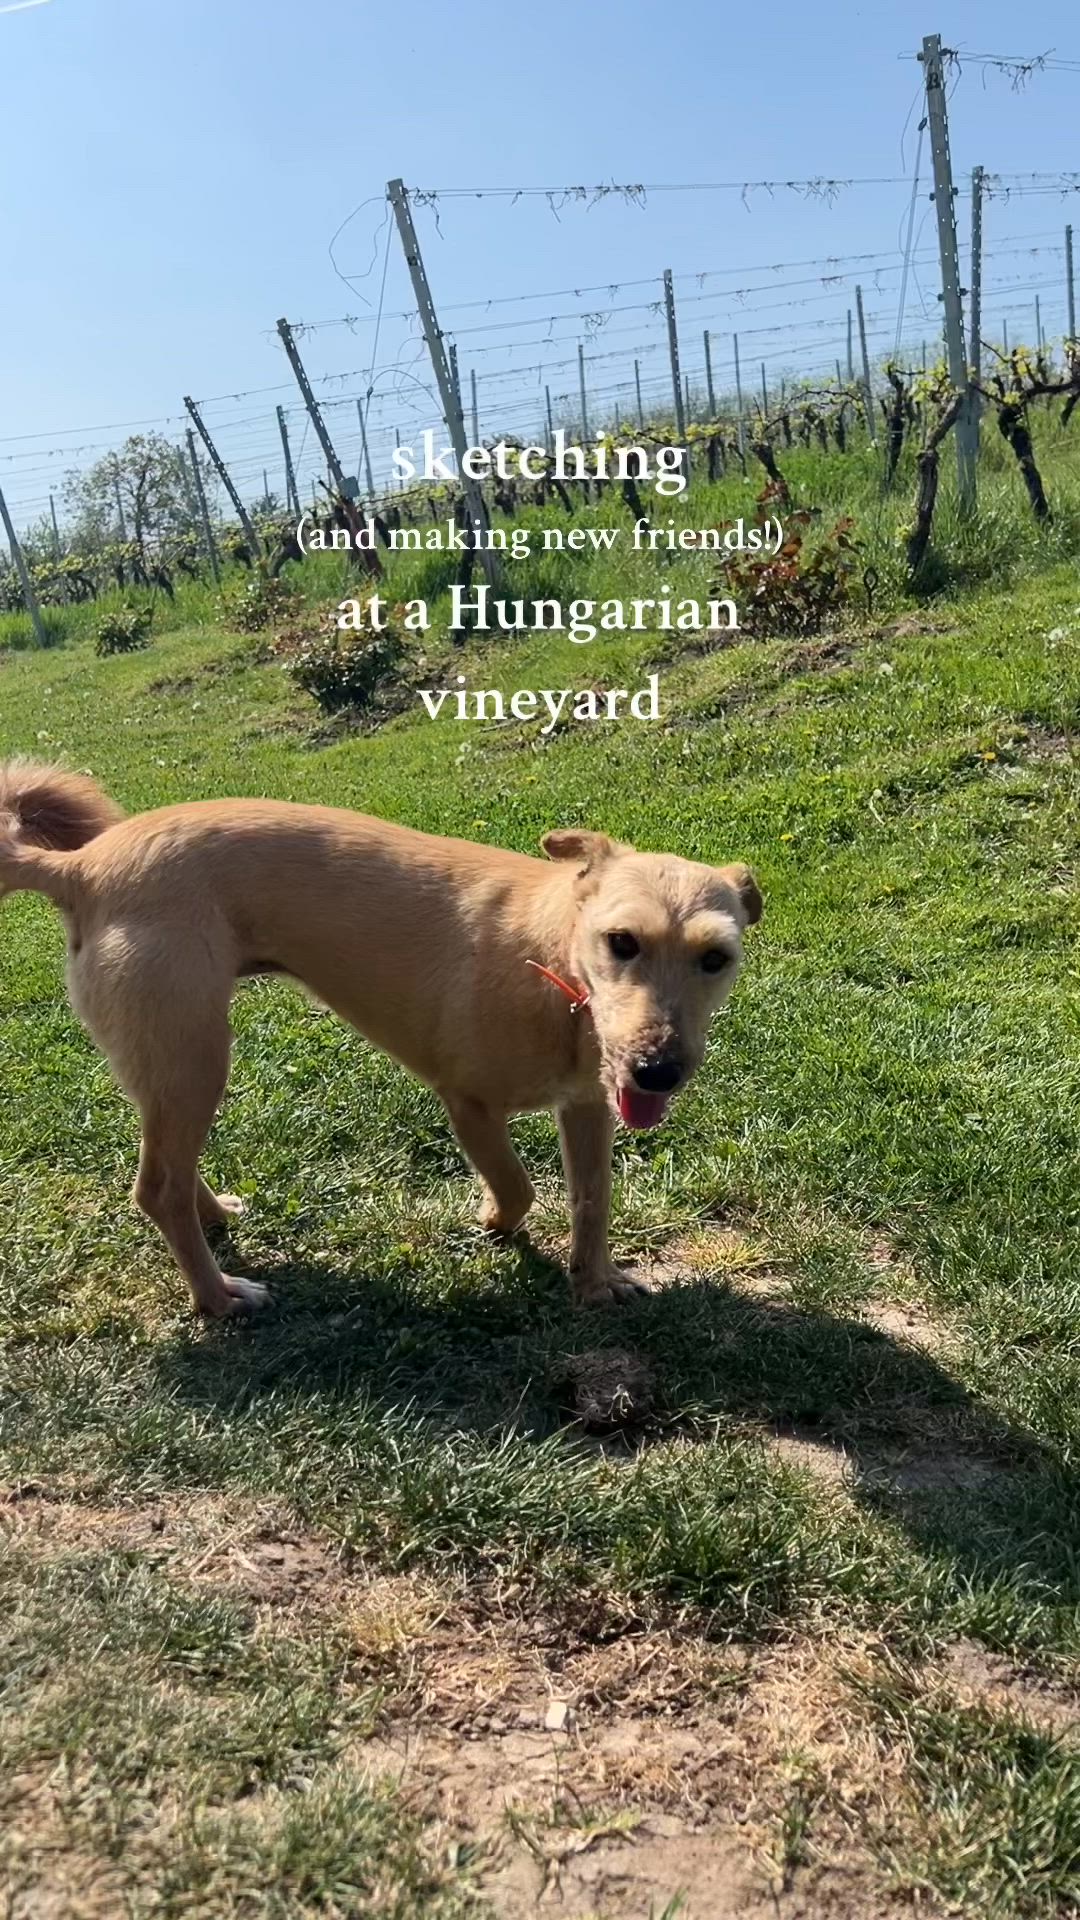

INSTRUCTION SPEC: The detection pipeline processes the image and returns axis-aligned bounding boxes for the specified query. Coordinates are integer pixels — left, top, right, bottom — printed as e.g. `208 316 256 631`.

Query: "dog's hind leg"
70 945 266 1317
133 1046 268 1317
444 1094 535 1235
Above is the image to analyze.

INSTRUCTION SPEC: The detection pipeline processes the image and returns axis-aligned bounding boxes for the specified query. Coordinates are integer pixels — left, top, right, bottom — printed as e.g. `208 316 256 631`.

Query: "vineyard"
5 45 1080 657
4 348 1079 715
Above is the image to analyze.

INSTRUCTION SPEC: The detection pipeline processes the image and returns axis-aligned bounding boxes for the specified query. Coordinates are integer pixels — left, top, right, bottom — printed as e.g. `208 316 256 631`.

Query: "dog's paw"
573 1267 651 1308
477 1193 533 1236
223 1276 271 1314
199 1188 248 1229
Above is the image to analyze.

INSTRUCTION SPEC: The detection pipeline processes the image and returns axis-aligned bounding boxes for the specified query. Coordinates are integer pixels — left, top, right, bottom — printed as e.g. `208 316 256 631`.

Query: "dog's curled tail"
0 759 123 907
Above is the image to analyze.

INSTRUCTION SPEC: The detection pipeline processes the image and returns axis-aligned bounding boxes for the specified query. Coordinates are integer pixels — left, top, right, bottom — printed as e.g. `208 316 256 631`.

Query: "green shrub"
220 573 300 633
281 606 405 713
94 603 153 656
717 484 860 636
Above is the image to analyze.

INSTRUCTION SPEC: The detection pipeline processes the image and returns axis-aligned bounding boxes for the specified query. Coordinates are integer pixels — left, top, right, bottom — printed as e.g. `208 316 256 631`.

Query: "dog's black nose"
631 1055 683 1094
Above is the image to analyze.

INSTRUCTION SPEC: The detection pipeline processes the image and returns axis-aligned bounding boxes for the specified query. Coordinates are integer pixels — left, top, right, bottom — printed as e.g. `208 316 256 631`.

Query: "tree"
62 433 211 557
14 512 59 566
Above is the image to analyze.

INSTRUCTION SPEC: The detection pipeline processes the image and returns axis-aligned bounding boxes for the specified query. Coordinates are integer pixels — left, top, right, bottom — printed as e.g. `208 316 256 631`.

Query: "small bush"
94 603 153 656
281 606 405 713
221 573 300 633
717 483 860 636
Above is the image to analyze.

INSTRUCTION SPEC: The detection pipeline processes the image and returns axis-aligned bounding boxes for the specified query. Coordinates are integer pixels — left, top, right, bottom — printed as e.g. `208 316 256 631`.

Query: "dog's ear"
719 862 763 927
541 829 625 868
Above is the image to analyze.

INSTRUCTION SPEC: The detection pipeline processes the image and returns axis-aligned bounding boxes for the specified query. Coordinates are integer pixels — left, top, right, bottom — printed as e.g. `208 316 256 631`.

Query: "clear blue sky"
1 0 1077 526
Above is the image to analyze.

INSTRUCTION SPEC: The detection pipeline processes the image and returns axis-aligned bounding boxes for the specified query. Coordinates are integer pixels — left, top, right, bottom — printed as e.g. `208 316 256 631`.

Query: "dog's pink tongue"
617 1085 671 1130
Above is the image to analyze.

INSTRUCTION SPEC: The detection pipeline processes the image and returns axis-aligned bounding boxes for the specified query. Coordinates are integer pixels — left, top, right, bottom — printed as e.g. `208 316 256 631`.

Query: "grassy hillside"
2 452 1080 1916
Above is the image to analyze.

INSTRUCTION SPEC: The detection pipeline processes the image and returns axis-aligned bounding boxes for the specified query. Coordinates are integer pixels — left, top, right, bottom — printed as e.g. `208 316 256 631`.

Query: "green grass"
855 1661 1080 1919
2 447 1080 1914
0 1536 480 1918
0 604 69 650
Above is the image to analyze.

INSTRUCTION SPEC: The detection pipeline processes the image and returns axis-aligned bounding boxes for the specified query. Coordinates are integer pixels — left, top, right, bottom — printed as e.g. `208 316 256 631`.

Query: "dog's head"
543 829 761 1130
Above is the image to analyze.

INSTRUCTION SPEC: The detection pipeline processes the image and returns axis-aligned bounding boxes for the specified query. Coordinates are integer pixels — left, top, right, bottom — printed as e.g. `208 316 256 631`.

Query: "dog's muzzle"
630 1053 684 1094
616 1051 685 1131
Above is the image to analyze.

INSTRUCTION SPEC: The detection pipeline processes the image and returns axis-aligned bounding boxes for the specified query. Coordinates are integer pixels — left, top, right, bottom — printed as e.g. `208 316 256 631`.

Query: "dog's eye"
607 931 640 961
700 948 730 973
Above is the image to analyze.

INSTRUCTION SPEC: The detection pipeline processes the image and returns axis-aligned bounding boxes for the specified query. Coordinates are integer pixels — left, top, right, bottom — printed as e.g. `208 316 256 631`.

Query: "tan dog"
0 760 760 1317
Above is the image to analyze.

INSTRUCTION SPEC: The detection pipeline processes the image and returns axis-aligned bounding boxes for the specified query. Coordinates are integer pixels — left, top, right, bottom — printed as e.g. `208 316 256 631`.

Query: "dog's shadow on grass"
152 1239 1080 1619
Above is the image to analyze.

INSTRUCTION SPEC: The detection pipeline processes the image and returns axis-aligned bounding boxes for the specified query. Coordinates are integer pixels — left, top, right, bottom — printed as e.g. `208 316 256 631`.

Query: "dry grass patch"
356 1625 937 1919
938 1640 1080 1735
0 1762 130 1920
769 1426 853 1487
4 1479 1075 1917
1015 725 1075 766
1 1484 345 1613
861 1235 946 1354
659 1223 772 1280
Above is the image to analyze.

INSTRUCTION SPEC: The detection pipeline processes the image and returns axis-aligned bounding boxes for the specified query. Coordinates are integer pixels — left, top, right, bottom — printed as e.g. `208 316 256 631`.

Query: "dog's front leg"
557 1101 648 1306
445 1094 535 1234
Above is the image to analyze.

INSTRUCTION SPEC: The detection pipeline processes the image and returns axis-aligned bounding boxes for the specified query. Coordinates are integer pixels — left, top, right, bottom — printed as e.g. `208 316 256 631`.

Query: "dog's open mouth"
616 1085 672 1130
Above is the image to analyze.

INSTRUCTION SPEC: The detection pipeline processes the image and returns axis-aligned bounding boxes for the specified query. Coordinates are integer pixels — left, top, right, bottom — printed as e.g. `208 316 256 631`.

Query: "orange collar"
525 959 591 1014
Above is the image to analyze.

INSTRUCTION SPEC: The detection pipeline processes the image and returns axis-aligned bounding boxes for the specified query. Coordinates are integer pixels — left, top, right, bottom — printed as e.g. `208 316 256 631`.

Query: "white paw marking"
575 1269 652 1307
223 1276 270 1313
